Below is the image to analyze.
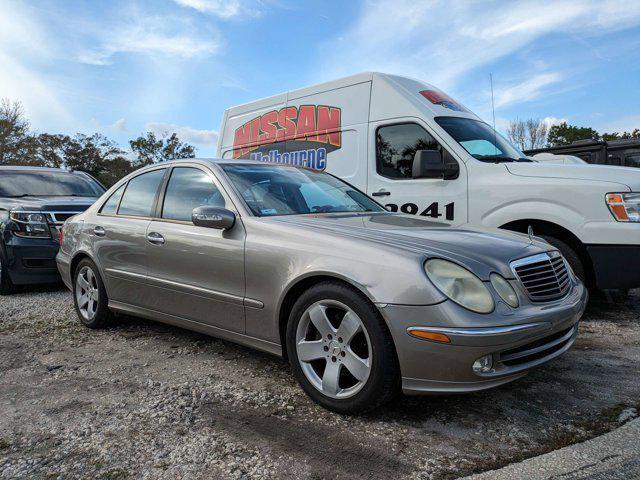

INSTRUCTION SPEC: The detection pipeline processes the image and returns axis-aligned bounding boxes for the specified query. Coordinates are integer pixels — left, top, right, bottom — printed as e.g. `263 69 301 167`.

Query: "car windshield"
221 163 384 216
0 171 105 197
435 116 532 163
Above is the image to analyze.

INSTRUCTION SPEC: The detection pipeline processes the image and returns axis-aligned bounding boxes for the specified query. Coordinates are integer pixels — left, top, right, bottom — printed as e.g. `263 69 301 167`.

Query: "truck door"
367 120 468 226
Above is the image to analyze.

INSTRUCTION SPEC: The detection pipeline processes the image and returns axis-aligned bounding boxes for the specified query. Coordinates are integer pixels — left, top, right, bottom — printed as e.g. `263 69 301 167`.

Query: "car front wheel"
286 282 399 414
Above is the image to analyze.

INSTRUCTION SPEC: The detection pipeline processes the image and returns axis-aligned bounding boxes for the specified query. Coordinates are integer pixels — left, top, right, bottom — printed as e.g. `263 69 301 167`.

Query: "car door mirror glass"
192 206 236 230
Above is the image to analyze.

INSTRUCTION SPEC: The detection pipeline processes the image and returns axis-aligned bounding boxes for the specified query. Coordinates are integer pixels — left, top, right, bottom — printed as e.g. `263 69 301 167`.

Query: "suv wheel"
73 259 112 328
286 281 399 414
540 235 587 286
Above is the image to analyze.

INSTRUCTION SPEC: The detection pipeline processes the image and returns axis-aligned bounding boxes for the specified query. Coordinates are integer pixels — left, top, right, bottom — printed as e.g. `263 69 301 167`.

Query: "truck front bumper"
2 235 61 285
586 244 640 290
378 281 588 395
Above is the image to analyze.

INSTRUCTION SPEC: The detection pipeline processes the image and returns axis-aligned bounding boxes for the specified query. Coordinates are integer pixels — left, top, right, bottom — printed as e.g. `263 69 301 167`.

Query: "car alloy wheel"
75 265 99 321
295 299 372 399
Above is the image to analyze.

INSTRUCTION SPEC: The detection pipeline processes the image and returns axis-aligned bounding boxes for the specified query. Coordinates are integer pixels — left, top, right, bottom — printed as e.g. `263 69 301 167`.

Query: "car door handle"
147 232 165 245
372 189 391 197
93 226 106 237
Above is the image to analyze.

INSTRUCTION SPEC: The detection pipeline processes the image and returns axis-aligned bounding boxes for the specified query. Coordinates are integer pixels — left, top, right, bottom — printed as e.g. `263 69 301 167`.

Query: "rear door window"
118 169 165 217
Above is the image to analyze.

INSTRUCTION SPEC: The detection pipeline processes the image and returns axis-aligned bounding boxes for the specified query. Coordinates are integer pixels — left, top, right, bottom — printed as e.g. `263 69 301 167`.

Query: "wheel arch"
277 273 377 359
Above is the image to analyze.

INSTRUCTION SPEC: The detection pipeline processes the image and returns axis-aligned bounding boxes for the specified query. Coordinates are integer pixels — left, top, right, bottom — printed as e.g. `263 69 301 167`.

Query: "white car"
218 72 640 292
532 153 587 165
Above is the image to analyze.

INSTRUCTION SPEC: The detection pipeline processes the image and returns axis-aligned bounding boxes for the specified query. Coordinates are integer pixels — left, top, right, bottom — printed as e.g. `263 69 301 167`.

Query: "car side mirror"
192 206 236 230
412 150 460 180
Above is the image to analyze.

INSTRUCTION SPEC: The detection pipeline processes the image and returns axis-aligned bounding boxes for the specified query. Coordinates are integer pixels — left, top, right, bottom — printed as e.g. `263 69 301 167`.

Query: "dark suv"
0 166 105 294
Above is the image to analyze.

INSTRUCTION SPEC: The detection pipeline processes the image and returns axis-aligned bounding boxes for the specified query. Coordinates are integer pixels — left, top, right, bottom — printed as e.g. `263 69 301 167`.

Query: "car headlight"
490 273 519 308
9 211 51 238
606 193 640 222
425 259 494 313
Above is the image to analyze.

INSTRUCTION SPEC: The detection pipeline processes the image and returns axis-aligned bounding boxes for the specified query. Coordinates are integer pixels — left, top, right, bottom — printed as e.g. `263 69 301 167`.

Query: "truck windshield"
0 171 105 197
221 163 384 216
435 117 531 163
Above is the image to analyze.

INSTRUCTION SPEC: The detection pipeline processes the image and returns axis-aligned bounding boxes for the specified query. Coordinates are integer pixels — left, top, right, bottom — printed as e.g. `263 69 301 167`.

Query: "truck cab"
218 72 640 291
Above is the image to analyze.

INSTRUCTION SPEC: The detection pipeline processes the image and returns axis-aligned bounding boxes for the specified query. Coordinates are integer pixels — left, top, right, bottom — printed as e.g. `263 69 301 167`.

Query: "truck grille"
511 252 570 302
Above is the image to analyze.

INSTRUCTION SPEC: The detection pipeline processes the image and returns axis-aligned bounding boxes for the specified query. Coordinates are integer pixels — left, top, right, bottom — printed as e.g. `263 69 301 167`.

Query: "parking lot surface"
1 287 639 479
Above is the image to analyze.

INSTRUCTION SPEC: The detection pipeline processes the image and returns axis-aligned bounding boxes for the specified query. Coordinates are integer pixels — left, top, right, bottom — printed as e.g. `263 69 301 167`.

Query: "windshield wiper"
474 155 516 163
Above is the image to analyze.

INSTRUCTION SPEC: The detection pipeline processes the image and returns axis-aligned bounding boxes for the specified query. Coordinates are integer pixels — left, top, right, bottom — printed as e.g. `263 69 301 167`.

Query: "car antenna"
490 73 498 158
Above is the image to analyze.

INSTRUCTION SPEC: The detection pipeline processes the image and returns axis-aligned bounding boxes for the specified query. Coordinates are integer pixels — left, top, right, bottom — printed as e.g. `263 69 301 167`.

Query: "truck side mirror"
412 150 460 180
192 206 236 230
413 150 445 179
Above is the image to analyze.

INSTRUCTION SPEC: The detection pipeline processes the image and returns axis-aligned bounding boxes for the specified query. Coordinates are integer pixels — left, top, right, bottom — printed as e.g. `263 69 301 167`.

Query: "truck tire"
540 235 586 285
286 281 400 414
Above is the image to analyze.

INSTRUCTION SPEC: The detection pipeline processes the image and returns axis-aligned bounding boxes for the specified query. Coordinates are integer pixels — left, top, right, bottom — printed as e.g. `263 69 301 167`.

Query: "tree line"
507 117 640 152
0 99 197 187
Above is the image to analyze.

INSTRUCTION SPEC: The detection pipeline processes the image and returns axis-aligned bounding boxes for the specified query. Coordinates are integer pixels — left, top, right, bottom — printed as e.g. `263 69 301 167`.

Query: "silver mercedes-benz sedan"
57 159 588 413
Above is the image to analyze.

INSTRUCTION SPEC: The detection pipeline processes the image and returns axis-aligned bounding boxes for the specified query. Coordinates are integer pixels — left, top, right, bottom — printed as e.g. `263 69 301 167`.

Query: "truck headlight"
606 193 640 222
9 211 51 238
425 259 494 314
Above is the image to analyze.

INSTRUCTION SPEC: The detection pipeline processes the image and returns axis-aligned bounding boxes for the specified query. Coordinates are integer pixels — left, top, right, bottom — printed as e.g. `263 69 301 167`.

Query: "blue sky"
2 0 640 156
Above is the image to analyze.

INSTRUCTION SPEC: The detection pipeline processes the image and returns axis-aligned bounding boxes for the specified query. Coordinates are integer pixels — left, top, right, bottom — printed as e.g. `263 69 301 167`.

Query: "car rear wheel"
286 281 399 414
0 253 17 296
73 259 112 329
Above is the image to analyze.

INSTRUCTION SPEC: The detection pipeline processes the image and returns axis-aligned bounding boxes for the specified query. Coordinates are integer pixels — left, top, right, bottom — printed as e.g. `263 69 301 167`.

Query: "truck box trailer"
218 72 640 291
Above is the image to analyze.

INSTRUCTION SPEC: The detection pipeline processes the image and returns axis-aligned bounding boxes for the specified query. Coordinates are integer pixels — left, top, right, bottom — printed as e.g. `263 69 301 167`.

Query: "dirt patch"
0 286 639 479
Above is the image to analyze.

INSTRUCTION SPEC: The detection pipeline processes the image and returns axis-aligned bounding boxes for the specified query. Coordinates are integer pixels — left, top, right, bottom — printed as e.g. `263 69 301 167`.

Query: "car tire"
72 258 112 329
540 235 587 285
286 281 400 414
0 252 17 296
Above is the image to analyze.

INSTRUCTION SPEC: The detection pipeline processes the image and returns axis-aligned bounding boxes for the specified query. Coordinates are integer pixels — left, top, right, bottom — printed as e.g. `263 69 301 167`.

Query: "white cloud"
318 0 640 95
146 122 219 146
493 73 563 108
110 118 128 132
542 117 568 130
0 2 71 128
173 0 244 19
78 17 222 65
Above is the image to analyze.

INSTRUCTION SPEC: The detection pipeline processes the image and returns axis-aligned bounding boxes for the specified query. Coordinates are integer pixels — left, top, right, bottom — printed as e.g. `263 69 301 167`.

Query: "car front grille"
511 252 570 302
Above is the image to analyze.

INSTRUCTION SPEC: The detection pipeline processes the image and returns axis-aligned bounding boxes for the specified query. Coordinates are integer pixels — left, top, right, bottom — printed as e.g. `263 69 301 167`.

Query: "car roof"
0 165 81 173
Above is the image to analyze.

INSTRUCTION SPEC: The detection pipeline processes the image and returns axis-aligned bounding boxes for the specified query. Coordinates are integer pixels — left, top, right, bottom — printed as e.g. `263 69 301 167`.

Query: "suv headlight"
9 211 51 238
425 259 494 313
606 193 640 222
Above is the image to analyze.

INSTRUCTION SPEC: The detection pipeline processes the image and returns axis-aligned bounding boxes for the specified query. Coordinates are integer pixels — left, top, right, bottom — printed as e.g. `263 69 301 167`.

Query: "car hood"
269 213 551 279
8 196 97 212
506 163 640 191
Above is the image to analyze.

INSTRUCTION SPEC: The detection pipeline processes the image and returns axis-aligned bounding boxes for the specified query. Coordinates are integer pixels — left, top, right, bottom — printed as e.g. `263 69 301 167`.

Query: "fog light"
473 354 493 373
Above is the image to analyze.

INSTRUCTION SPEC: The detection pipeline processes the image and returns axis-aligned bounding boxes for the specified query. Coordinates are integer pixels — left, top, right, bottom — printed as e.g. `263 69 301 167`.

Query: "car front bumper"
2 234 61 285
378 281 588 395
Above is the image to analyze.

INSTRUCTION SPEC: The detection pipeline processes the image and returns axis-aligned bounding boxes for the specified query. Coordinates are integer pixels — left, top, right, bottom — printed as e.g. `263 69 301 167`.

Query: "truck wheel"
286 281 400 414
0 253 17 295
540 235 586 285
73 258 113 329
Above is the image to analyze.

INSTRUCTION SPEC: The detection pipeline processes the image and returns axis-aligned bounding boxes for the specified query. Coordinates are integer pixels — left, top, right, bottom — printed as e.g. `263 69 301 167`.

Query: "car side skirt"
108 300 283 357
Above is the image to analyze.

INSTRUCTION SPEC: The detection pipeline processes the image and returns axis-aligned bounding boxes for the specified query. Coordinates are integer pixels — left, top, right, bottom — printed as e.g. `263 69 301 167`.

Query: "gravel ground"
0 286 639 479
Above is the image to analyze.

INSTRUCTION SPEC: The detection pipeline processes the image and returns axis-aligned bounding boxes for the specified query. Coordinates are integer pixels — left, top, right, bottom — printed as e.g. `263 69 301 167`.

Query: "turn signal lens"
407 329 451 343
606 193 640 222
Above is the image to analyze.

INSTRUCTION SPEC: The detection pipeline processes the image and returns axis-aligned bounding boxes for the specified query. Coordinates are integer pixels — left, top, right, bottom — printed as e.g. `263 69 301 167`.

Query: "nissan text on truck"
218 72 640 292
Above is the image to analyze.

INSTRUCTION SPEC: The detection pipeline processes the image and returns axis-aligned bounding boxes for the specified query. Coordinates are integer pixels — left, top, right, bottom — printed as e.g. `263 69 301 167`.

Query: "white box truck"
218 72 640 291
